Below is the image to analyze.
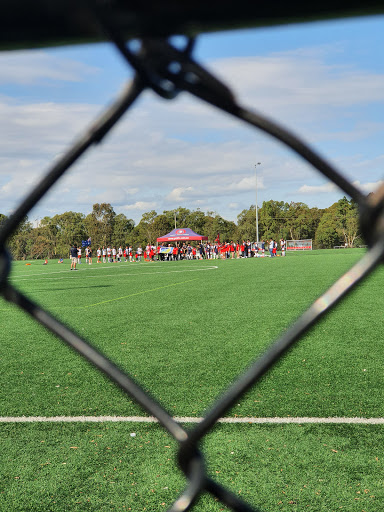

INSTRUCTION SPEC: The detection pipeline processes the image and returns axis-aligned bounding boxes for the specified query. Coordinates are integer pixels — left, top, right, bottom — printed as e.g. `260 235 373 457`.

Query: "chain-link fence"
1 4 384 511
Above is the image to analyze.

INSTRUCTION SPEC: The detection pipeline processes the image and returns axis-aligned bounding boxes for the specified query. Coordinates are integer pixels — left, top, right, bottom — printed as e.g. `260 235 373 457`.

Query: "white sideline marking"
1 416 384 424
10 265 219 282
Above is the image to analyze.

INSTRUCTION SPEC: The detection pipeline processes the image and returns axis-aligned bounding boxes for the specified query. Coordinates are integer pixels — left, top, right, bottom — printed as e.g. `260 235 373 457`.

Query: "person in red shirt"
230 242 235 259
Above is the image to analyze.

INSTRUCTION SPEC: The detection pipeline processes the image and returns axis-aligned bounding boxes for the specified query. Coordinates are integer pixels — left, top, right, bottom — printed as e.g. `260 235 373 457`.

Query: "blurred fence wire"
1 6 384 511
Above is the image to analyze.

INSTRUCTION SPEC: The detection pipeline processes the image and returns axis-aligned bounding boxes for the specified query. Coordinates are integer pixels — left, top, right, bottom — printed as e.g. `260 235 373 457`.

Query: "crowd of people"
68 239 286 269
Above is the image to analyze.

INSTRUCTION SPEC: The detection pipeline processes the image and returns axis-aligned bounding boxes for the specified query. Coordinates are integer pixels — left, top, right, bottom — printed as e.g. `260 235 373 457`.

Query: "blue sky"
1 15 383 226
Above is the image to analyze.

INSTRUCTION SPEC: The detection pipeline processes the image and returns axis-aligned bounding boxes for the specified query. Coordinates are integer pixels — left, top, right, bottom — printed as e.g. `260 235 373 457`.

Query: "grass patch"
1 422 382 511
1 249 383 510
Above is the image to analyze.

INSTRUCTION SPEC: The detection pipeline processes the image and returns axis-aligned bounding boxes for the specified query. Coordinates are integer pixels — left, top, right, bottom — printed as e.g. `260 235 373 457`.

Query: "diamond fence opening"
1 3 384 511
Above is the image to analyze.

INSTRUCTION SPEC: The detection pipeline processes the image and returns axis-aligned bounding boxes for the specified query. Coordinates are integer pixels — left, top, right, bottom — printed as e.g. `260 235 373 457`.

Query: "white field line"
10 265 219 282
1 416 384 424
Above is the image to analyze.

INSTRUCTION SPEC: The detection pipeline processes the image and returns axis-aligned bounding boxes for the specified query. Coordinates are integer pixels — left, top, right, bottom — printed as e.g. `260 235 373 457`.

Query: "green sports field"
1 250 383 511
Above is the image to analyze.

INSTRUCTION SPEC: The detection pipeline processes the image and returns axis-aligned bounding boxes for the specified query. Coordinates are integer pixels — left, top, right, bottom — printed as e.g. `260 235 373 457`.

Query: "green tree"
285 202 322 241
259 200 289 241
136 210 158 246
185 209 206 234
314 210 339 248
130 213 173 248
204 211 218 241
237 206 257 241
41 216 60 257
211 215 237 242
163 207 191 229
87 203 116 247
51 211 87 256
111 213 135 247
8 216 33 260
30 229 51 259
315 197 360 249
335 197 360 247
237 200 290 242
152 214 172 239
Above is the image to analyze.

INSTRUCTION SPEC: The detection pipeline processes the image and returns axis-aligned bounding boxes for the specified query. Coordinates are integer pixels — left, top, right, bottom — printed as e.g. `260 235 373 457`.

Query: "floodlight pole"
255 162 261 243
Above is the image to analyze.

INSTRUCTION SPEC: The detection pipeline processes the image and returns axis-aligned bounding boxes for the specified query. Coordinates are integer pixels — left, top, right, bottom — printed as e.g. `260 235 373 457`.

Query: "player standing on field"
70 244 78 270
280 238 286 257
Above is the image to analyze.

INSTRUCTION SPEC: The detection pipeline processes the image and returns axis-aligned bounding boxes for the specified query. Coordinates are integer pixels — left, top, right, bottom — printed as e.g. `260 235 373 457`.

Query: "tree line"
0 197 364 260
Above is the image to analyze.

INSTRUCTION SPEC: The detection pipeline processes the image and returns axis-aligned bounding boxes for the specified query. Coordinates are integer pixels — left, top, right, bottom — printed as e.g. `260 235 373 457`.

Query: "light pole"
255 162 261 244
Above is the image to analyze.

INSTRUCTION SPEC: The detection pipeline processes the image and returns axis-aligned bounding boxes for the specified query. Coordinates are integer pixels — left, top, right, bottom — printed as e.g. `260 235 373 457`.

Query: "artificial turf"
1 249 383 510
1 422 383 511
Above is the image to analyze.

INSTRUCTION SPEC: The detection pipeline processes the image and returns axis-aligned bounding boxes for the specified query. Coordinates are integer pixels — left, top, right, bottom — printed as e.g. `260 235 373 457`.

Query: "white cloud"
313 122 384 143
1 34 384 225
166 186 194 202
0 50 99 85
352 180 384 193
297 182 337 194
210 52 384 112
122 201 158 212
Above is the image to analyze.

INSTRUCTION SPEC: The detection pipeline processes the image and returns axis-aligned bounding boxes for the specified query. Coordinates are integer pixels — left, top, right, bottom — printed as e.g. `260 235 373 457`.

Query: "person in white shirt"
280 239 286 257
269 239 274 257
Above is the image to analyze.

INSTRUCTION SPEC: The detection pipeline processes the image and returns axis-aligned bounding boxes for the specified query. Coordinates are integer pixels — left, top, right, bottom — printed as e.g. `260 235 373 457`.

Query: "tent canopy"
157 228 208 243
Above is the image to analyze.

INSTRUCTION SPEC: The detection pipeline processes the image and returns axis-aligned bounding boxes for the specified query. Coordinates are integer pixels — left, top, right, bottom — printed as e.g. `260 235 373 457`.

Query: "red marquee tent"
157 228 208 243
